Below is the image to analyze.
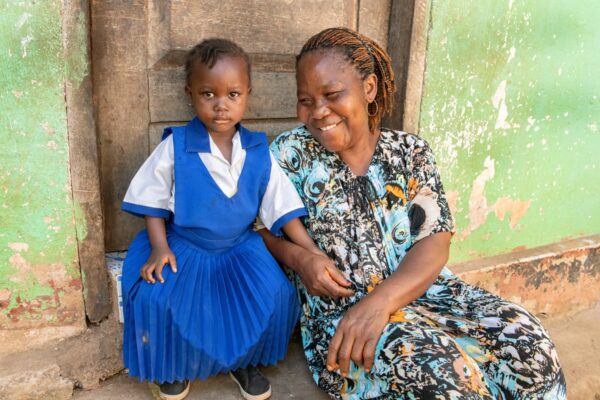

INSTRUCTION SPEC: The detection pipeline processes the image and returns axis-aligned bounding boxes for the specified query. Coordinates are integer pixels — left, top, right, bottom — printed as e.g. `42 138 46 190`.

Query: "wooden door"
91 0 392 250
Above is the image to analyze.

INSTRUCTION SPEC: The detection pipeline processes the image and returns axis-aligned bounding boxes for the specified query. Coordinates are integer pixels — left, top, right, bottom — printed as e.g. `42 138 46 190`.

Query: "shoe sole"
229 372 272 400
159 381 191 400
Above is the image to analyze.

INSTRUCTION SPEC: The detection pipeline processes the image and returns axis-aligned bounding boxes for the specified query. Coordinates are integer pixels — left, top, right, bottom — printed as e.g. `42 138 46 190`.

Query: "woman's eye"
325 91 340 99
298 98 312 106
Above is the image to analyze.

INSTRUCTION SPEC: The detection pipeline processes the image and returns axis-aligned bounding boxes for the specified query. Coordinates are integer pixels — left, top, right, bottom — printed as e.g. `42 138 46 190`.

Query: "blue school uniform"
121 118 303 383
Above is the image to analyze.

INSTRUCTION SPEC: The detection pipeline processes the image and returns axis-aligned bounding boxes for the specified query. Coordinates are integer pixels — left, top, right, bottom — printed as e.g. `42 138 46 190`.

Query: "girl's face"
296 50 377 154
185 56 251 136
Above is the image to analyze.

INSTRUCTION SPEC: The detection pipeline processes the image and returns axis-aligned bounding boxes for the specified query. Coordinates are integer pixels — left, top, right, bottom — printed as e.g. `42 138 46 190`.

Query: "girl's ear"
185 85 191 97
248 86 253 94
363 73 378 103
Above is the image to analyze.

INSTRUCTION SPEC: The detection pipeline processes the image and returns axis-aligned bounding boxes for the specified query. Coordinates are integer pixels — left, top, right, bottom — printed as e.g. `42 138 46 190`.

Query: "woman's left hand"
326 293 391 376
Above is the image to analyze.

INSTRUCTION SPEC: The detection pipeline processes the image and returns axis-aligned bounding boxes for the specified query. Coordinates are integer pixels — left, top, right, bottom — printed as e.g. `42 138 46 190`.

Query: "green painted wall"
0 1 84 327
420 0 600 263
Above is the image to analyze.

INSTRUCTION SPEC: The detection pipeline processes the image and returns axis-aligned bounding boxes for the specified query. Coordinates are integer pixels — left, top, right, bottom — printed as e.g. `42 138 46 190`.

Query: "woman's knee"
369 324 493 398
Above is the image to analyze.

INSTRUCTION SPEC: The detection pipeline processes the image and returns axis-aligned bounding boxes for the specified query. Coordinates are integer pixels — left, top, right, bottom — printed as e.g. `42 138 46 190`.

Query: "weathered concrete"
68 307 600 400
0 363 73 400
0 315 122 398
71 332 328 400
453 234 600 317
543 307 600 400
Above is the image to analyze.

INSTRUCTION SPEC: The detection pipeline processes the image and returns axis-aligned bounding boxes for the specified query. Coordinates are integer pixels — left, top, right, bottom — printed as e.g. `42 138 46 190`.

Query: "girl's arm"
257 228 353 298
281 218 322 255
326 231 451 376
140 216 177 284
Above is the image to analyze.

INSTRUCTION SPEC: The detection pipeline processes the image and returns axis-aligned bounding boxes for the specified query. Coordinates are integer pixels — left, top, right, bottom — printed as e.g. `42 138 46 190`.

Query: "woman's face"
296 50 377 153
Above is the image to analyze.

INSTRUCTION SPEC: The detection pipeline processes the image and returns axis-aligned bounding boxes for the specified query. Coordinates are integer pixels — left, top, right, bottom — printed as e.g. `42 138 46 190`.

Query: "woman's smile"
318 120 343 132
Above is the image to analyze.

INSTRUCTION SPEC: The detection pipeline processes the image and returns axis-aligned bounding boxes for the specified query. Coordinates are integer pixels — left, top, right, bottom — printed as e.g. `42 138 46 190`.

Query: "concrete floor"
72 332 328 400
73 308 600 400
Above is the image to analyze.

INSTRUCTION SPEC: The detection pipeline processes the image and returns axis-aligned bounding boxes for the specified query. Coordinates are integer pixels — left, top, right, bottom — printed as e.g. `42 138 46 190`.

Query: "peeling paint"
0 0 85 330
421 0 600 262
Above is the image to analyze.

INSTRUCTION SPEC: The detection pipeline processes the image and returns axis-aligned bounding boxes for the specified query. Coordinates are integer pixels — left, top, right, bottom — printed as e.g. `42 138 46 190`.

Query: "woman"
258 27 566 399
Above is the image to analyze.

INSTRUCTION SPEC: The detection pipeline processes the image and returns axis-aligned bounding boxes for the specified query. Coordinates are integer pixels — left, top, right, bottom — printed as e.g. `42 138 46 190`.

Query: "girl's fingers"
155 263 165 283
168 254 177 273
142 264 155 283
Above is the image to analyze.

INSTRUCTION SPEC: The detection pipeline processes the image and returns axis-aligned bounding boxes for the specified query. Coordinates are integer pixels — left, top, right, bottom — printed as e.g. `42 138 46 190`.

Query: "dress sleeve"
258 151 308 236
406 136 455 243
121 136 174 219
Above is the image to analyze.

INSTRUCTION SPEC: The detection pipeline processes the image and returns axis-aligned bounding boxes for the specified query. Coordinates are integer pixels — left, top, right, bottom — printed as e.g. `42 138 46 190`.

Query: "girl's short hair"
297 27 396 133
185 38 251 85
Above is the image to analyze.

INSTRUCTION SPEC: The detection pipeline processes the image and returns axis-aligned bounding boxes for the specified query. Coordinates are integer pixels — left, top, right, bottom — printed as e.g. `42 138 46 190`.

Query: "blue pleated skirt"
121 227 300 383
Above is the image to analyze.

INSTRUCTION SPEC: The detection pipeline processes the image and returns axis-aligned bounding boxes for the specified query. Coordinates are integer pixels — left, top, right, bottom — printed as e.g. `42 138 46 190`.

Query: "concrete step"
70 308 600 400
72 331 327 400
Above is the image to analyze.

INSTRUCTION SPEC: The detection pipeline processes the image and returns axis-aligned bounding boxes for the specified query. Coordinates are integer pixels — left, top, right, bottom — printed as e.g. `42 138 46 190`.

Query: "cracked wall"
0 0 85 342
420 0 600 263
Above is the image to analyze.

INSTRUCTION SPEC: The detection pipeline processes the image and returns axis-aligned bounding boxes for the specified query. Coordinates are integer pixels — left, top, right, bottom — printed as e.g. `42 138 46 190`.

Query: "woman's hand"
326 293 392 376
297 250 354 298
140 245 177 284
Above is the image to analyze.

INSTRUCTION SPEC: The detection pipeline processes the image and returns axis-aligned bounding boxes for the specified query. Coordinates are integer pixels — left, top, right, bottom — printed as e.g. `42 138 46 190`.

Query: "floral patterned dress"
271 126 566 400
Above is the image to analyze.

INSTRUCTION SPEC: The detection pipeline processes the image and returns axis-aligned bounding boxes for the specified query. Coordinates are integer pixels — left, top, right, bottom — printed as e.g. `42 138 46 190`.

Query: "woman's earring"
368 101 379 117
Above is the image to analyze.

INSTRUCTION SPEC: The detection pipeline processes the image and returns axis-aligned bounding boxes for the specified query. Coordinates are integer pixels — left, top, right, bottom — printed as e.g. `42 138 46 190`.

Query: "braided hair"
185 38 251 85
297 27 395 133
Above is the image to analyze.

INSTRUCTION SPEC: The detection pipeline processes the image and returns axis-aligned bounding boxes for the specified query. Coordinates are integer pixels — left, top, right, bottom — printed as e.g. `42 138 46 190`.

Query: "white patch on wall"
15 12 32 29
507 47 516 63
492 80 511 130
21 31 33 58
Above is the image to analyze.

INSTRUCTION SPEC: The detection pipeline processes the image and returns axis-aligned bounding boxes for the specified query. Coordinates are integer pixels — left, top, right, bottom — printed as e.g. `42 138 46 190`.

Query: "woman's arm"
326 231 451 376
140 216 178 284
257 228 353 298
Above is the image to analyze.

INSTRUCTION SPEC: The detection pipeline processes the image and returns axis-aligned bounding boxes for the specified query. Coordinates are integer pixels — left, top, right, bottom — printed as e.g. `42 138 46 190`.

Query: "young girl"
120 38 331 400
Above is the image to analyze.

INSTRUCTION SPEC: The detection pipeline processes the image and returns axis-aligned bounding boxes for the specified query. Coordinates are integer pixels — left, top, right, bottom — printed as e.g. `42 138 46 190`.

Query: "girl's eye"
202 92 214 98
229 91 240 98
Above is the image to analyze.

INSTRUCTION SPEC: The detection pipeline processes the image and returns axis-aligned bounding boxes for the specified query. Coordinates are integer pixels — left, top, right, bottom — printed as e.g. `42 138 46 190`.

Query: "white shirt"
123 132 305 232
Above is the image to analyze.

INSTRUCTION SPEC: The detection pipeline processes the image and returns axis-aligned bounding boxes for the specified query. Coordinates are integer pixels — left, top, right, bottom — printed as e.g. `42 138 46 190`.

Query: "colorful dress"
120 118 303 383
271 126 566 400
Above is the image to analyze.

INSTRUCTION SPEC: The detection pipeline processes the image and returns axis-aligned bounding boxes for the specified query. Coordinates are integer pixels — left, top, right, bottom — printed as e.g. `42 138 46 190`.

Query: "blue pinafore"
121 118 300 383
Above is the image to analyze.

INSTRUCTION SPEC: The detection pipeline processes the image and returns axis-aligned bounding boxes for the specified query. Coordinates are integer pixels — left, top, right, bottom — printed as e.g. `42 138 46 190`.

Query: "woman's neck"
338 128 381 176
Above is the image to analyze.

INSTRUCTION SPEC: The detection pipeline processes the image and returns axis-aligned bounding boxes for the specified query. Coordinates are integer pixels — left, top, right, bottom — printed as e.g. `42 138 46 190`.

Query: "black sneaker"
229 365 272 400
158 380 190 400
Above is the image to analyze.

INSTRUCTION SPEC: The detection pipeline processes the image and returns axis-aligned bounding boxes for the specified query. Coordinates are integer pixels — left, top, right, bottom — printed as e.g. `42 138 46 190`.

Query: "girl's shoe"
229 366 272 400
158 380 190 400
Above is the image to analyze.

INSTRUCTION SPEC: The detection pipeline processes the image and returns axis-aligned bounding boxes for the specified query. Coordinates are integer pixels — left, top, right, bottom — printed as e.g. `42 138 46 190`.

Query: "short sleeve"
122 136 174 219
406 137 455 243
259 152 307 236
269 129 307 192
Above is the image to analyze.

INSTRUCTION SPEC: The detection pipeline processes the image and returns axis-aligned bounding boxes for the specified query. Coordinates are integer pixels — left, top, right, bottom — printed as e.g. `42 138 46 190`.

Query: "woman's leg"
414 274 567 400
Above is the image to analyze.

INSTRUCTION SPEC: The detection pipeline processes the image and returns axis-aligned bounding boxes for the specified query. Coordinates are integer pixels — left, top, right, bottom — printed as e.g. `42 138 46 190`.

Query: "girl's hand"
326 294 391 376
296 250 354 298
140 245 177 284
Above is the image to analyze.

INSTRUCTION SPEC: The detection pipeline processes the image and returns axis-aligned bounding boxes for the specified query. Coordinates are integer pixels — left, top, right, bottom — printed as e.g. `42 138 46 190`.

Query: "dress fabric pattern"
271 126 566 400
